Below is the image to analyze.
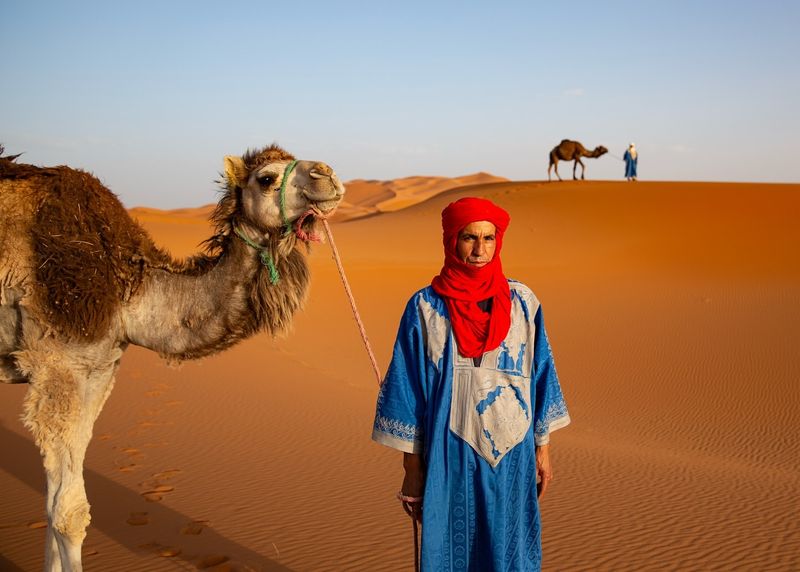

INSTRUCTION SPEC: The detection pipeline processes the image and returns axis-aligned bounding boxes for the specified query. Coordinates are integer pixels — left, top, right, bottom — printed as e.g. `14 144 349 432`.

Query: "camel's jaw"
310 197 342 215
293 208 323 242
302 182 344 216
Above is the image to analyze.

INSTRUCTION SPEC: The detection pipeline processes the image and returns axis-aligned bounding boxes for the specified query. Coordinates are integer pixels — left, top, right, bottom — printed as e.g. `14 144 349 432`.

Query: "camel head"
594 146 609 158
223 144 345 240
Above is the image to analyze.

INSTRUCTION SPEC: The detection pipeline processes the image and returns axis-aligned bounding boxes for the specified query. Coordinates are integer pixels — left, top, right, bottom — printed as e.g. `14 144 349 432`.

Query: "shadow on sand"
0 421 292 571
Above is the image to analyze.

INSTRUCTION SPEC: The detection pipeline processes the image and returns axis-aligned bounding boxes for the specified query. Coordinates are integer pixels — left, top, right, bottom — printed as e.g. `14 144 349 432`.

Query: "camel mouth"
294 209 323 242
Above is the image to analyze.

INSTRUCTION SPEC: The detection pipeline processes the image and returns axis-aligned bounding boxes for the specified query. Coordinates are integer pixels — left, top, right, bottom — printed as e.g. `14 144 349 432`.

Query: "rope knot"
234 226 280 284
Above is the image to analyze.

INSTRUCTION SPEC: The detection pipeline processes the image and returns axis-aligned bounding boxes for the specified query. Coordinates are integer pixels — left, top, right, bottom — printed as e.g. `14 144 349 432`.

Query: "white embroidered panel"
418 295 448 370
449 368 531 467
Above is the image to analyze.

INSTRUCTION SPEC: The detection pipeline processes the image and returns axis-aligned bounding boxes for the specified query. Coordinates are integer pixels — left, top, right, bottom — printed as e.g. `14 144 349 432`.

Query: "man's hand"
536 444 553 500
401 452 425 522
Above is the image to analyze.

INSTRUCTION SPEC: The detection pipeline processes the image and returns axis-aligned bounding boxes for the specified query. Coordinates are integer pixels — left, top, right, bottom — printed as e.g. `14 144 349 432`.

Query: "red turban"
431 197 511 358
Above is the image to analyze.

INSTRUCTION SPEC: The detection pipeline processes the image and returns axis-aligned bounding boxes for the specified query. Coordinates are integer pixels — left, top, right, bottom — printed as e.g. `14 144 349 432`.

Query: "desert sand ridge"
1 178 798 571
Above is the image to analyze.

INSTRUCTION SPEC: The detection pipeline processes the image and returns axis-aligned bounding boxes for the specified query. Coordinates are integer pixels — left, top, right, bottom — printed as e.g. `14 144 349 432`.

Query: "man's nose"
473 240 486 257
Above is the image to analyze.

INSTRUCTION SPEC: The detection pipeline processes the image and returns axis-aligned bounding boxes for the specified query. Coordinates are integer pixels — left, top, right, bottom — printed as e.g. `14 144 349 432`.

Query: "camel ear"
224 156 249 189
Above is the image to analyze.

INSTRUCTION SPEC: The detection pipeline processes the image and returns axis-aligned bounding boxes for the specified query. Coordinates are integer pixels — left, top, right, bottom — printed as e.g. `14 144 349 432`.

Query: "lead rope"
413 518 420 572
320 219 382 384
320 218 420 571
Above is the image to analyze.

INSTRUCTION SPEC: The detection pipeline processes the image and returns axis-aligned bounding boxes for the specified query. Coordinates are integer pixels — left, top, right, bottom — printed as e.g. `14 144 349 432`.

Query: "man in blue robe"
372 197 570 571
624 143 638 181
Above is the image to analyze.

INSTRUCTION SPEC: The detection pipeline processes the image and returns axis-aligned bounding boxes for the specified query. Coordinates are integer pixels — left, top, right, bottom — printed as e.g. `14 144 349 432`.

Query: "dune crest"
129 173 509 226
338 172 509 220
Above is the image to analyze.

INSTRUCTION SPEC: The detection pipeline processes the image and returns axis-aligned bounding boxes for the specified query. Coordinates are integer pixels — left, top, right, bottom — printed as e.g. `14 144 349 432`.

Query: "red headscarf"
431 197 511 358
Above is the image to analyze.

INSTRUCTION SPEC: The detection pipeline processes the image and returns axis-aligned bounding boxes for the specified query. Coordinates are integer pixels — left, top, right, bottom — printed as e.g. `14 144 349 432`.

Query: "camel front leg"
43 470 63 572
552 160 562 181
574 158 585 180
18 344 121 572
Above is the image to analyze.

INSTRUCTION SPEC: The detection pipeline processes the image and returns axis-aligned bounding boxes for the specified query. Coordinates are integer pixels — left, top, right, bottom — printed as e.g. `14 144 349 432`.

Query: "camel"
548 139 608 181
0 143 344 571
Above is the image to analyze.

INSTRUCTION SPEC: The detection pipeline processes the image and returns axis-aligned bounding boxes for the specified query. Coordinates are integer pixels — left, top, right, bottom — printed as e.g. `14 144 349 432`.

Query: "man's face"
456 221 497 268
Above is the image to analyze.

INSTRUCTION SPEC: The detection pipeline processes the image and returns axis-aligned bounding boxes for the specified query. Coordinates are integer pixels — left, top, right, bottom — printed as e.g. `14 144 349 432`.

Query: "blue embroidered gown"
372 281 570 571
624 150 638 178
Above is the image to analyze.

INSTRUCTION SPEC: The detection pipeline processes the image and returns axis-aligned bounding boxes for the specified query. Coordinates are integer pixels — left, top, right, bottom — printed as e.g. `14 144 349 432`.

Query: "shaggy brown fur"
170 245 309 361
1 157 172 341
241 143 295 172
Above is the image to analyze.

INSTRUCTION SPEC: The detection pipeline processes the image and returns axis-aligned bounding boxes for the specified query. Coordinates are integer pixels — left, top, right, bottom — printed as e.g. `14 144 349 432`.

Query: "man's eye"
257 175 275 187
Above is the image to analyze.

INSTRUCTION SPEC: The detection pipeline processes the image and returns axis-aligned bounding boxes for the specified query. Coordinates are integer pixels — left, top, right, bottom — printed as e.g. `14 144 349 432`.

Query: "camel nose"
309 162 332 179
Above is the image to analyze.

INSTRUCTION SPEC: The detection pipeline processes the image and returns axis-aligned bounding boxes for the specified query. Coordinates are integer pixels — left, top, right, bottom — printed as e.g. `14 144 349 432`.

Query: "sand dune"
127 172 509 226
334 172 509 221
1 179 798 571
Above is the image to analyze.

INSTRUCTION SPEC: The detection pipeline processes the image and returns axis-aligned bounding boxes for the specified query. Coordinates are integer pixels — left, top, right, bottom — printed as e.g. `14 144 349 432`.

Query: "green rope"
233 226 279 284
279 160 298 236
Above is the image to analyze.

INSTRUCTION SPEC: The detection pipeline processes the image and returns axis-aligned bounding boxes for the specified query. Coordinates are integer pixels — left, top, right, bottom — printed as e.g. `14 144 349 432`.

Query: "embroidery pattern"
374 415 421 442
418 293 448 370
534 399 570 438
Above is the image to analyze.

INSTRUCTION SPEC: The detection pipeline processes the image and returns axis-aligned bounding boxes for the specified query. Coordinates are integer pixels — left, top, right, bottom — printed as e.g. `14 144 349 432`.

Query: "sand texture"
1 178 799 571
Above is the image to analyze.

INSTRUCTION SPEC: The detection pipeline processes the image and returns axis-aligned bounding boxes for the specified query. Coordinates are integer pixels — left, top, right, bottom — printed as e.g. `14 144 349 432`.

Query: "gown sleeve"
532 306 571 446
371 294 429 454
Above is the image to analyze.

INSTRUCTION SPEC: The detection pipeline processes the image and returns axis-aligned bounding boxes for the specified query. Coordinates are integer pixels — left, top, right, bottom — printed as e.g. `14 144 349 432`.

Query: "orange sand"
1 179 799 571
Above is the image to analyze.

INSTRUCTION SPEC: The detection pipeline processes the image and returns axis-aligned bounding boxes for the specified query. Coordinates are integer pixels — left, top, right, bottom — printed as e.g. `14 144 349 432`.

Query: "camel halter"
279 160 298 236
232 159 300 285
233 226 280 285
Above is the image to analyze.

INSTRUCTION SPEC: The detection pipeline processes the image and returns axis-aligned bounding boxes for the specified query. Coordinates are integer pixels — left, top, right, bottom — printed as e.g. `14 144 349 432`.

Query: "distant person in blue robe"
624 143 638 181
372 197 571 571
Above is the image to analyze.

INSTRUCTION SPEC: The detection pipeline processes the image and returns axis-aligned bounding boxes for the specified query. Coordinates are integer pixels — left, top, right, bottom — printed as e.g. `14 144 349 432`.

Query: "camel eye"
256 174 276 188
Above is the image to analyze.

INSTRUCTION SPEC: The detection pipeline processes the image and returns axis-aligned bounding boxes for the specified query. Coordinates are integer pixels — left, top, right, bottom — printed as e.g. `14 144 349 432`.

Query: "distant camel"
548 139 608 181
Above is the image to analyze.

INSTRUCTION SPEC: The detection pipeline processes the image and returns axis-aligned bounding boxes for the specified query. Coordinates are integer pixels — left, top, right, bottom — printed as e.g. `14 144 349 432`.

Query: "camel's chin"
314 199 341 215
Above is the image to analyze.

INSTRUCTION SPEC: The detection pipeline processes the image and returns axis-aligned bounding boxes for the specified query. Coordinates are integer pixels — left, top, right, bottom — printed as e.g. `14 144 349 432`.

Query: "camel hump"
5 162 166 342
0 156 60 181
559 139 573 145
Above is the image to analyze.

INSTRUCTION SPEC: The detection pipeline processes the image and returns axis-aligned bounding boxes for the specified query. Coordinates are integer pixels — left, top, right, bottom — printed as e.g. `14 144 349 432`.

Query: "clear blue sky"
3 0 798 208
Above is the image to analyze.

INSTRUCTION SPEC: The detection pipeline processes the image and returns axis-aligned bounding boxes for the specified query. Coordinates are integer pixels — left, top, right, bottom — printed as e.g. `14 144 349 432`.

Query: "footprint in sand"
126 512 149 526
139 542 182 558
152 468 182 480
140 484 175 502
181 520 209 535
196 554 229 569
117 463 139 473
121 447 143 456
